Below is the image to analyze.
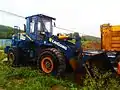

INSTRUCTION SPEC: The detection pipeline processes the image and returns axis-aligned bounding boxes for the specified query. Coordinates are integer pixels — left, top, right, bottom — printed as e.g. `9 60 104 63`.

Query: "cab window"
30 19 35 33
38 22 41 31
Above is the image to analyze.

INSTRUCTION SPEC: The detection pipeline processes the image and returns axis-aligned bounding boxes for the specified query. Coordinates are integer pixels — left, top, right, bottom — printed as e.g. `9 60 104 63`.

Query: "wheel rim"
8 52 14 65
41 57 54 73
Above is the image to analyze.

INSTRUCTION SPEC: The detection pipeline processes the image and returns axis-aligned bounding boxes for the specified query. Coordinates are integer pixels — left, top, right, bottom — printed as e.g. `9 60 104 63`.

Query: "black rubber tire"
7 50 14 66
7 48 20 66
38 48 66 76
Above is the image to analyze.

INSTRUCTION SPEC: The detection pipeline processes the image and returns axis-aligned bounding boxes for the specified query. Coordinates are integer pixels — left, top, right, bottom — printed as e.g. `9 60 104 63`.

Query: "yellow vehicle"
101 23 120 75
101 23 120 51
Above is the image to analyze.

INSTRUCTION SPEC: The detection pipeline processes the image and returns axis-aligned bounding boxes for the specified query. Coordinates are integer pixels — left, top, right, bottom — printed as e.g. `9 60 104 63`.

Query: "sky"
0 0 120 37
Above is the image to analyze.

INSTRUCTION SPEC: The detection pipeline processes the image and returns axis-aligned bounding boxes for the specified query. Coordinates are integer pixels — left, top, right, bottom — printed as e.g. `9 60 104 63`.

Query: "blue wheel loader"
4 14 115 79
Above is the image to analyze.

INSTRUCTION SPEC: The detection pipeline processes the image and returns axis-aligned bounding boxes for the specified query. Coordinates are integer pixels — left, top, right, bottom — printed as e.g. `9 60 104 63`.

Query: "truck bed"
101 24 120 51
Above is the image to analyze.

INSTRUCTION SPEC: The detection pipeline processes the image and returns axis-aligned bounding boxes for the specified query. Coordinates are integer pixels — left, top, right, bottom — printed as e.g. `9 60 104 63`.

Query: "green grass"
0 46 5 50
0 50 120 90
0 51 78 90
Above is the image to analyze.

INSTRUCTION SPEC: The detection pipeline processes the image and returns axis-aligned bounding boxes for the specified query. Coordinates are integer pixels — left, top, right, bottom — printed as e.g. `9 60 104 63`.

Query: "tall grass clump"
0 50 120 90
0 50 6 62
82 67 120 90
0 46 4 50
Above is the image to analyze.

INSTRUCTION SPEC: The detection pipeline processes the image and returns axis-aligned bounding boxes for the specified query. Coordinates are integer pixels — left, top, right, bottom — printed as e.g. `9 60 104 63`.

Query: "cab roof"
25 14 56 20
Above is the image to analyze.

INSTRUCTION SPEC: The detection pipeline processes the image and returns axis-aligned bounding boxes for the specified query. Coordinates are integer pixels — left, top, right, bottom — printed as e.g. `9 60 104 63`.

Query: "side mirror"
24 24 26 32
54 22 56 27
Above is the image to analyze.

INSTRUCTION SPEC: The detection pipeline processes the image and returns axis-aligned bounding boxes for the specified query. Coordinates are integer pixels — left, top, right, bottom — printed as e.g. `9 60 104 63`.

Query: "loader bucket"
86 53 115 75
74 52 115 85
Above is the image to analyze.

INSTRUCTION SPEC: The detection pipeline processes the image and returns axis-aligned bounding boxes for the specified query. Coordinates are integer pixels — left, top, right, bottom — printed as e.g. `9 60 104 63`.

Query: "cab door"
26 16 37 40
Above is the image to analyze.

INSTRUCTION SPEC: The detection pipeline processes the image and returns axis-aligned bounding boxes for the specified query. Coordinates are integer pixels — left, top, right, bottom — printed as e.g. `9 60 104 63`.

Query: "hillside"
0 25 101 40
0 25 14 39
0 25 24 39
81 35 101 50
81 35 100 42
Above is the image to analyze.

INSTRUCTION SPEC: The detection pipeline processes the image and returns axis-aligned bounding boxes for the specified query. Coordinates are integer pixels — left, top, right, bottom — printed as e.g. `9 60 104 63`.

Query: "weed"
0 51 120 90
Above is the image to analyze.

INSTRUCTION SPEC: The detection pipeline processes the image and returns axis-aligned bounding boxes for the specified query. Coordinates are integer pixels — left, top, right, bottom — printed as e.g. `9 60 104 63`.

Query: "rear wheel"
38 48 66 76
7 48 20 66
8 51 15 66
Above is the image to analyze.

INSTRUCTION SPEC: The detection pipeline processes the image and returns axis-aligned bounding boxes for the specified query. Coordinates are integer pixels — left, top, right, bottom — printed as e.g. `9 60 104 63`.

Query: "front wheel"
38 48 66 76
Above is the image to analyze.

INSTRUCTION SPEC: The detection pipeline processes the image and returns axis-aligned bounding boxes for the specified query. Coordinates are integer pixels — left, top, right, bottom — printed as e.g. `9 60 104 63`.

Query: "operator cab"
25 14 56 40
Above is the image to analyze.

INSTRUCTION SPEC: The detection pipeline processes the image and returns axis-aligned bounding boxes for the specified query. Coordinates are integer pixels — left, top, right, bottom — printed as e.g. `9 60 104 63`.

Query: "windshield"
42 19 52 32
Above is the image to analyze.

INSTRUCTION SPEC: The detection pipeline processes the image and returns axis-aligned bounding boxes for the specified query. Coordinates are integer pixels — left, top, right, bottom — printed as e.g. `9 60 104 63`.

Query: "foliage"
0 46 4 50
81 35 101 50
82 67 120 90
0 51 120 90
0 25 14 39
0 51 77 90
81 35 100 42
0 25 23 39
0 51 6 62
